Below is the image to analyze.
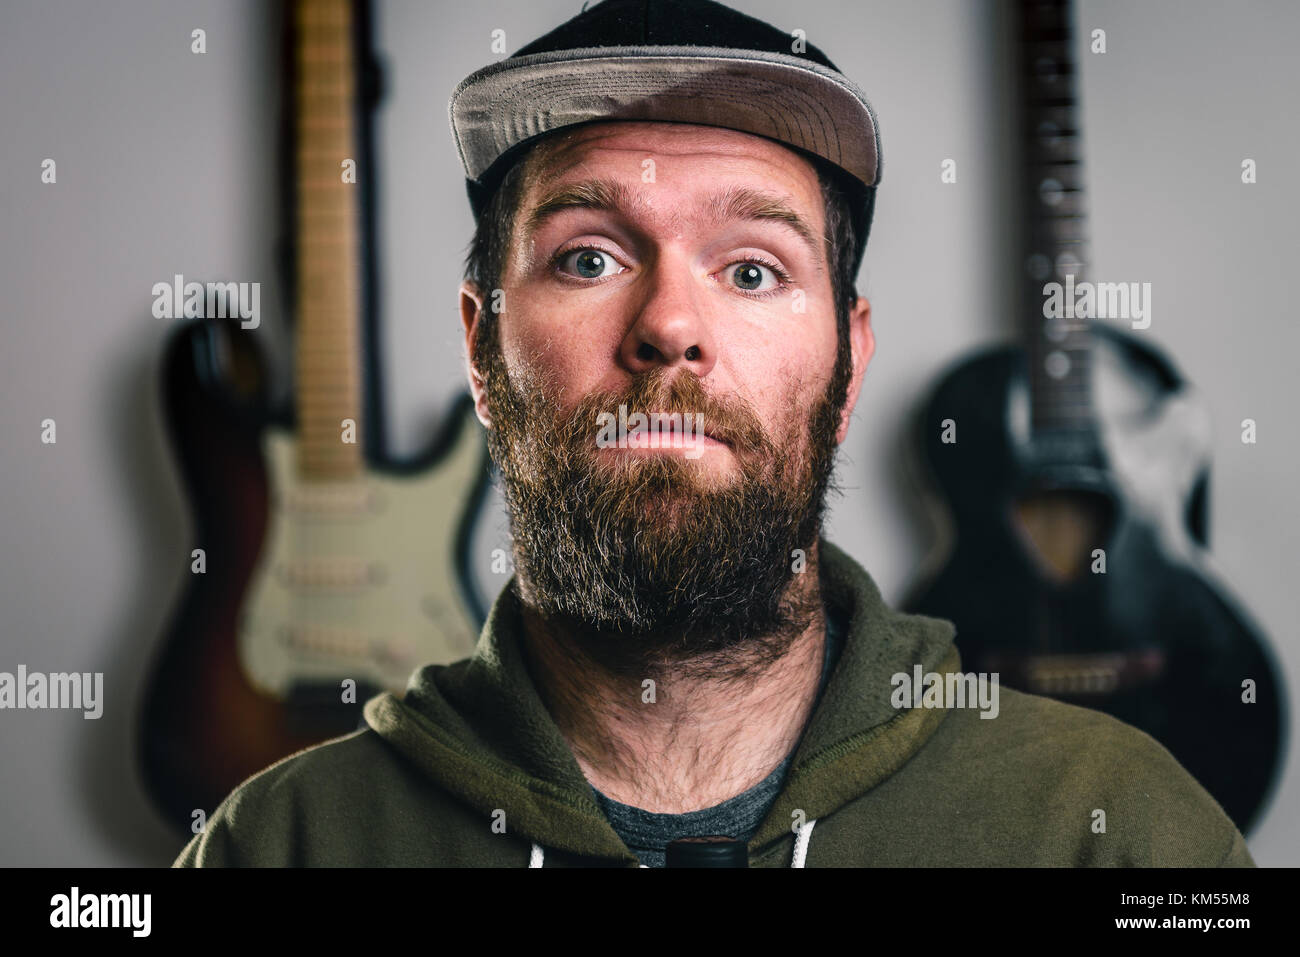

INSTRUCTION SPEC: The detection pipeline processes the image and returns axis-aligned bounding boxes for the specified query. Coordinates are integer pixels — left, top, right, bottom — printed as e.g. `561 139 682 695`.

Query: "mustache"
557 367 773 456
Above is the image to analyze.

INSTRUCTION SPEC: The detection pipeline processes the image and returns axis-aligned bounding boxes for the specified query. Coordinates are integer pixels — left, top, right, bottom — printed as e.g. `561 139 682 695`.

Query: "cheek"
500 307 607 408
800 316 841 396
761 339 839 453
724 319 833 396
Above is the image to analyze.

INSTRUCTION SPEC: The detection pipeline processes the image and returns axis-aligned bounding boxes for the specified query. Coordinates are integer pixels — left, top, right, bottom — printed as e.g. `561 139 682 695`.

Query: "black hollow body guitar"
903 0 1285 834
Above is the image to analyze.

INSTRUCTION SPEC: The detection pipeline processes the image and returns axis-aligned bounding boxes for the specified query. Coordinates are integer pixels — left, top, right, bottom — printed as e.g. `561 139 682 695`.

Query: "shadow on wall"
78 341 195 865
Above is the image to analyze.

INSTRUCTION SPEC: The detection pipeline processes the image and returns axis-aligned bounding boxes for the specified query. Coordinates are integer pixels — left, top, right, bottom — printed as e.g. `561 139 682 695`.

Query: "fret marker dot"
1044 317 1069 343
1055 252 1082 277
1045 350 1071 380
1039 178 1064 206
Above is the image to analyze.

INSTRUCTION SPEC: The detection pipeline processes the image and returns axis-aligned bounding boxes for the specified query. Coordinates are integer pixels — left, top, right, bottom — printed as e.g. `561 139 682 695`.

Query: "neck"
517 542 829 814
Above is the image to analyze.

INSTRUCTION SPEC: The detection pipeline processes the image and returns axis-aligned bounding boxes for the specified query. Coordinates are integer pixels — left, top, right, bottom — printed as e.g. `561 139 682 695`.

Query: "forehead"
518 121 824 219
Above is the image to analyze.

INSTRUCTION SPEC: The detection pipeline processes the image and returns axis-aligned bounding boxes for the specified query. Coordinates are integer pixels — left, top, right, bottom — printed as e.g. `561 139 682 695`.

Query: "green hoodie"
174 540 1253 867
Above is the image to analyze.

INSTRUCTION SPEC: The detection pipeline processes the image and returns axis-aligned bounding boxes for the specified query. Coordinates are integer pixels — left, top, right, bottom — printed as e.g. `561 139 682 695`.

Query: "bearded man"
177 0 1252 868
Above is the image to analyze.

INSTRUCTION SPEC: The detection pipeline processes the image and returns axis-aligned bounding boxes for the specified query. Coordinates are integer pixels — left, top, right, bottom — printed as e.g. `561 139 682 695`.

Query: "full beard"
478 321 847 682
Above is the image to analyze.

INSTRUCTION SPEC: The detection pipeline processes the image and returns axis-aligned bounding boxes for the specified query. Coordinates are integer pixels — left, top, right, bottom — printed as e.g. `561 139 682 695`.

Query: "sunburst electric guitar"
139 0 492 833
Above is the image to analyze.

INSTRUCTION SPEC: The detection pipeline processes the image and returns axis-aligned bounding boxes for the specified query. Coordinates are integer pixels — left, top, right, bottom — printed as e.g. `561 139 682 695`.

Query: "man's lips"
654 418 730 447
594 410 732 452
604 433 729 450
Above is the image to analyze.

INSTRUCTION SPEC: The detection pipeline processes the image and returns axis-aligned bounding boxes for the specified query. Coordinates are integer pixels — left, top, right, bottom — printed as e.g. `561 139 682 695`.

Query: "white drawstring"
792 818 817 868
530 821 817 868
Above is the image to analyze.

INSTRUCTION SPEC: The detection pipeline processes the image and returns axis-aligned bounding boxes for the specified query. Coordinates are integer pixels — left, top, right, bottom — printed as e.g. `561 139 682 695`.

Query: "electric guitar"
139 0 493 833
903 0 1285 833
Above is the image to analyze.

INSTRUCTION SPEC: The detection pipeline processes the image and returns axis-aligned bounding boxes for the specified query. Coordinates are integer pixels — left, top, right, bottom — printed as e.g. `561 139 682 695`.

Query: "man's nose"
618 251 717 377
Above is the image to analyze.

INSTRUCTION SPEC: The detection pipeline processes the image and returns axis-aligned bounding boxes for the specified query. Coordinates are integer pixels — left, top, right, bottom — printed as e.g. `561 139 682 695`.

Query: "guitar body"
139 0 497 831
904 323 1285 832
141 319 490 828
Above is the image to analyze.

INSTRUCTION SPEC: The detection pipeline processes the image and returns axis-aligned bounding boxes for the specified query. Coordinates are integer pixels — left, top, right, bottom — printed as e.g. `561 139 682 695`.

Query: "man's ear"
459 280 492 428
836 296 874 445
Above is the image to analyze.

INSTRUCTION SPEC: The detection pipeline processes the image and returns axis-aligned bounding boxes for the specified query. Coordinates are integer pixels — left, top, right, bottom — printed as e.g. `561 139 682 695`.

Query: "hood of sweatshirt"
362 539 960 866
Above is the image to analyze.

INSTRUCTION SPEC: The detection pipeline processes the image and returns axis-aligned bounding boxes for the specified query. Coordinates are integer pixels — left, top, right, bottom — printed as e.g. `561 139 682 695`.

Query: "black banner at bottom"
1 865 1284 942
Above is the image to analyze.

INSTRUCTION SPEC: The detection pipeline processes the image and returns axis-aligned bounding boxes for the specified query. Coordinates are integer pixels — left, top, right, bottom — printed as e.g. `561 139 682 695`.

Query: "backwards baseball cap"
448 0 882 274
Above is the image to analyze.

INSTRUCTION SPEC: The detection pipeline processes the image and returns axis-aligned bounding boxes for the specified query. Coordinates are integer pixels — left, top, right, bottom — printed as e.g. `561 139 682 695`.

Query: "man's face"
461 121 873 676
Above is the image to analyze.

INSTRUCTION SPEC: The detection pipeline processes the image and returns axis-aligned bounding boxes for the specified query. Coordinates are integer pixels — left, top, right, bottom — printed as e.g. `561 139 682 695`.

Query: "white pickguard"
1092 328 1212 568
238 413 487 697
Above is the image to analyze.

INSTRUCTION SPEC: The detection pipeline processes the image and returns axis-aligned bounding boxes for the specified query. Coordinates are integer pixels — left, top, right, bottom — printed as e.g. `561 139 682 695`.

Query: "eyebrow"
523 178 824 265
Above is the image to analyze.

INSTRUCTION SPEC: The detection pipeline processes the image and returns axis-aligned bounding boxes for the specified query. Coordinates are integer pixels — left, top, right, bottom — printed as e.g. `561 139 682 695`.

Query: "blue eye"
728 260 782 293
559 248 621 279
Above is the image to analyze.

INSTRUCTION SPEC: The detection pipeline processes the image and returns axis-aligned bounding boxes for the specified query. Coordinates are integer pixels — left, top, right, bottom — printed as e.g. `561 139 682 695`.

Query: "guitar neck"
292 0 363 480
1015 0 1098 448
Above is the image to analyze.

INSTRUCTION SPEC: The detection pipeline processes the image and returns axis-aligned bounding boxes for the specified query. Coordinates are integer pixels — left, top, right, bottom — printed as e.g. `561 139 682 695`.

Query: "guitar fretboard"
1016 0 1098 448
293 0 363 479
